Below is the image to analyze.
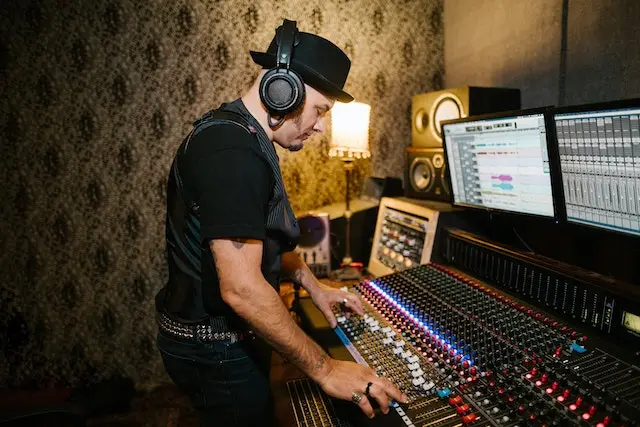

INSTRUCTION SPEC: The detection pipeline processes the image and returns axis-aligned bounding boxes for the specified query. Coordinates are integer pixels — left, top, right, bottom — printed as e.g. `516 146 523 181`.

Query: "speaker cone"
409 157 435 192
429 94 463 143
297 215 326 247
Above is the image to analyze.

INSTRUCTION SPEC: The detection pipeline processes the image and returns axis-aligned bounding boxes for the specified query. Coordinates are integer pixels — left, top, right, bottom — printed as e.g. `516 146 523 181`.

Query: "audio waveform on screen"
492 182 514 190
491 174 513 181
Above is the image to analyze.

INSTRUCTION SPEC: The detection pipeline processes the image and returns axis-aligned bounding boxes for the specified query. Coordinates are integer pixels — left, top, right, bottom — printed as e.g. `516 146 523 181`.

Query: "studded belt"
156 312 250 343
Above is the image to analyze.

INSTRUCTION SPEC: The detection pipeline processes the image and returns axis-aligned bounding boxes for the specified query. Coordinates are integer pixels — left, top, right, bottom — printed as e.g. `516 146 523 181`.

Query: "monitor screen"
553 101 640 236
442 111 555 217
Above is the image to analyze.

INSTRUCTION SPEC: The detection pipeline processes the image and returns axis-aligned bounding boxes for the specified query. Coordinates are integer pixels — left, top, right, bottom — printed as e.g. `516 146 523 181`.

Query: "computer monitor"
552 98 640 237
441 108 558 218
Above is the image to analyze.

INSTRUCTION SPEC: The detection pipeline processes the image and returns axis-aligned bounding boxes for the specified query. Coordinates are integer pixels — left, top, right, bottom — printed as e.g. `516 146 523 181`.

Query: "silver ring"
342 298 348 305
351 391 364 404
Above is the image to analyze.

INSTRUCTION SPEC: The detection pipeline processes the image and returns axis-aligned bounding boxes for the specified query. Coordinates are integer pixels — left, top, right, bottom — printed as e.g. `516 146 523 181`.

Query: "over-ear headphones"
259 19 305 122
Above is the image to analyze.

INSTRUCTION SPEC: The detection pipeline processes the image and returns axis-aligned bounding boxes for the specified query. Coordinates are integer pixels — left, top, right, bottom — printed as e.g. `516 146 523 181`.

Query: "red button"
449 395 463 406
461 414 477 424
456 404 470 414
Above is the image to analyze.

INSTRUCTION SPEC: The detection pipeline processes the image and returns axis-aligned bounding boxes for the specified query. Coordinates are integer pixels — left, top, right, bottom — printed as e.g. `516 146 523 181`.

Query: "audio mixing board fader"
319 263 639 427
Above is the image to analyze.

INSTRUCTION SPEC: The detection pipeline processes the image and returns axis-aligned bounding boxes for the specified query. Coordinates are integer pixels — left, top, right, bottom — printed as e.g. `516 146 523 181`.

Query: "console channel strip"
328 263 639 427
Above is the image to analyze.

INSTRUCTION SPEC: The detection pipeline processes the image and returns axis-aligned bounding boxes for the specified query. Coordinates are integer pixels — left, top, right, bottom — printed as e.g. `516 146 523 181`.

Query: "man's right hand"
316 359 408 419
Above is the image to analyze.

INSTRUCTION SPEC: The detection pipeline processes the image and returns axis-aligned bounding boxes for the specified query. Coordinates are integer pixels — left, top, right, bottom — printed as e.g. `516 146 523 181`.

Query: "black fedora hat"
250 27 354 103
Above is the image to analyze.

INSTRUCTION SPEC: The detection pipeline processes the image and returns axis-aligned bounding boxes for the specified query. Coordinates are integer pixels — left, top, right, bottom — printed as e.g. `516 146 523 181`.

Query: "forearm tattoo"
231 238 246 249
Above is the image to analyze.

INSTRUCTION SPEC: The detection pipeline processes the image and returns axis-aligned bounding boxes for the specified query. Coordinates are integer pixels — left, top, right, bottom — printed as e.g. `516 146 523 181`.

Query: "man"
155 19 407 426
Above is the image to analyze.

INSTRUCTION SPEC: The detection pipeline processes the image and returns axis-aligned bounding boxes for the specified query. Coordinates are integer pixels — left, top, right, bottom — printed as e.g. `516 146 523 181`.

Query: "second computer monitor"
553 98 640 237
441 109 557 218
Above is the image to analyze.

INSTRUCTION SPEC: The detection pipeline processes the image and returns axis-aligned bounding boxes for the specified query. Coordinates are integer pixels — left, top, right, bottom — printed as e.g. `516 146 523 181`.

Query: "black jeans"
157 330 275 427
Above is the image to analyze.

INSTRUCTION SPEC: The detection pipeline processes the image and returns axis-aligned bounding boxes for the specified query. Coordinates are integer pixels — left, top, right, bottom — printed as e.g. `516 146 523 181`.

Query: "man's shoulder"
183 119 260 159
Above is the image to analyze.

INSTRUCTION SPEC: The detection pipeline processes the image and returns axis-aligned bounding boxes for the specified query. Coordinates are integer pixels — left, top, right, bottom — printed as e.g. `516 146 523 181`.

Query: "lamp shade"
329 101 371 159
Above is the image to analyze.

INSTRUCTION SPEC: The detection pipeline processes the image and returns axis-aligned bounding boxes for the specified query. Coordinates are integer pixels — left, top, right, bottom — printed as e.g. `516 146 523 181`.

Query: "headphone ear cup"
259 68 305 116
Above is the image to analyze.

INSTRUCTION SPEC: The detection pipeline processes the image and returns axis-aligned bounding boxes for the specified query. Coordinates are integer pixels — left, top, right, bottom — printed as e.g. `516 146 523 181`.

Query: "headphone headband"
275 19 297 70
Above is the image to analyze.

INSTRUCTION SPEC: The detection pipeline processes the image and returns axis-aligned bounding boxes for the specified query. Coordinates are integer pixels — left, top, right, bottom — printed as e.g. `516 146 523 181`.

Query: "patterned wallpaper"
0 0 443 389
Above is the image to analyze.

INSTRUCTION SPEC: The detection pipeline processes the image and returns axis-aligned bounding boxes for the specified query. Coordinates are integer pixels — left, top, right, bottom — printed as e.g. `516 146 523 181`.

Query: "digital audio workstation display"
442 111 555 217
554 101 640 236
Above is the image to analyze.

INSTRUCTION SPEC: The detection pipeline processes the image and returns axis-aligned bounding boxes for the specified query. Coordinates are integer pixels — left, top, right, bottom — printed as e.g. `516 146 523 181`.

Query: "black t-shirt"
184 124 273 243
157 111 277 321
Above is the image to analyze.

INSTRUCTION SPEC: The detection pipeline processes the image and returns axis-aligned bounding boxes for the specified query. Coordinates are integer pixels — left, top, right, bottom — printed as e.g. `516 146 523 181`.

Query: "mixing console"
327 263 639 427
287 378 353 427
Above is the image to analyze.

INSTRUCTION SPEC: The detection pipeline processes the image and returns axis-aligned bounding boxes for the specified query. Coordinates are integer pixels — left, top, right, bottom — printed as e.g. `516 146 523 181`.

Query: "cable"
512 226 535 254
329 232 342 264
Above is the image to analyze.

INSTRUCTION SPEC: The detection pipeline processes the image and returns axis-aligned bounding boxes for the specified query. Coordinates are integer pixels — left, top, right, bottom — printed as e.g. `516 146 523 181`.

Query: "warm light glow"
329 101 371 159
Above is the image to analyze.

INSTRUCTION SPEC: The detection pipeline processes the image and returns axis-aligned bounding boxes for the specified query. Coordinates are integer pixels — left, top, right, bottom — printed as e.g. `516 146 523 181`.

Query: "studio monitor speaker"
411 86 521 148
404 147 451 202
295 213 331 278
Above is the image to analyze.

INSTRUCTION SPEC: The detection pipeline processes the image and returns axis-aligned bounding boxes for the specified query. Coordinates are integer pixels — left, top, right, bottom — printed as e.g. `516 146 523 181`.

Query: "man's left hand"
309 281 365 328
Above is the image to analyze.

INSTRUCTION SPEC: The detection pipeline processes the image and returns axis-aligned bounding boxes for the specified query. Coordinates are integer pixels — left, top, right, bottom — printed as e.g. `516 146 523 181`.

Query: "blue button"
436 388 451 399
570 343 587 353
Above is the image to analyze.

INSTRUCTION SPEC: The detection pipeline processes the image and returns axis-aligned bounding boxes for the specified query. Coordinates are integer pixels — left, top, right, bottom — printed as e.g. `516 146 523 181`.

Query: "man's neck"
241 91 274 141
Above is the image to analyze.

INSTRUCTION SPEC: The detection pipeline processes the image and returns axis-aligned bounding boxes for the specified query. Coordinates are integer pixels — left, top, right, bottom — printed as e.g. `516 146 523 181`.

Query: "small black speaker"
295 213 330 278
404 147 451 202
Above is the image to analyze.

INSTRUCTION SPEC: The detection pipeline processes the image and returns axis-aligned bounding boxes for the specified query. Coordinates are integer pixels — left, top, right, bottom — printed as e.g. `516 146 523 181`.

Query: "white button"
394 340 406 347
381 327 392 333
408 355 420 363
407 362 419 370
423 381 435 391
402 351 413 360
393 347 403 355
411 368 424 377
383 338 393 345
412 377 425 386
337 316 346 323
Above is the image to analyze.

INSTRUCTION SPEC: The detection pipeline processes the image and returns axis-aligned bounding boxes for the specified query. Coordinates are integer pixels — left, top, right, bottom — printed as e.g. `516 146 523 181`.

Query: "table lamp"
328 101 371 281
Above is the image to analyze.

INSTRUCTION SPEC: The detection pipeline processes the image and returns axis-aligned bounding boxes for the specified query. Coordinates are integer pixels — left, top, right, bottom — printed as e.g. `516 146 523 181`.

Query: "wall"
445 0 562 108
443 0 640 284
445 0 640 109
0 0 444 388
